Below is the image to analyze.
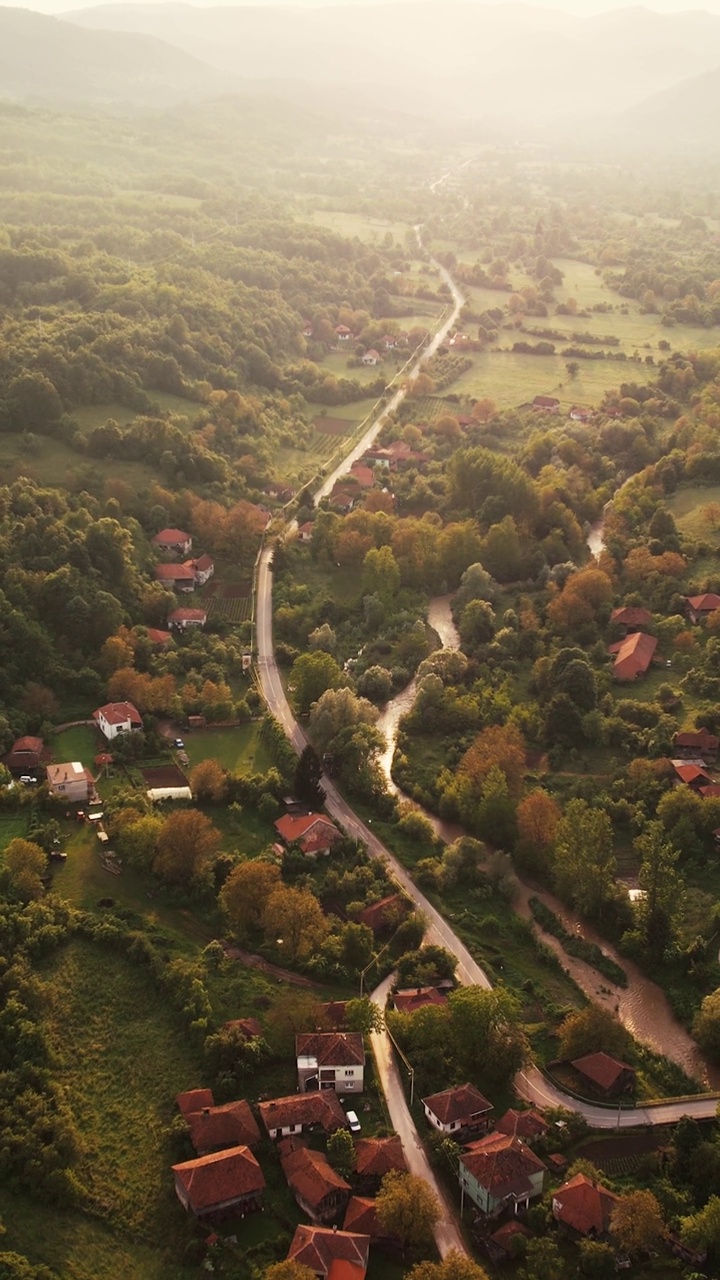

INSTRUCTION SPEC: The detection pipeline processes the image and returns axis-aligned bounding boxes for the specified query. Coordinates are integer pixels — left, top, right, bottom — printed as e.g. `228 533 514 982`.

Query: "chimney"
333 1225 338 1233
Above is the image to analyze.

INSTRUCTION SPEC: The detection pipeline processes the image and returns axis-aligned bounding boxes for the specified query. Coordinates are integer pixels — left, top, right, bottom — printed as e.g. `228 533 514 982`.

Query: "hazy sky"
9 0 720 21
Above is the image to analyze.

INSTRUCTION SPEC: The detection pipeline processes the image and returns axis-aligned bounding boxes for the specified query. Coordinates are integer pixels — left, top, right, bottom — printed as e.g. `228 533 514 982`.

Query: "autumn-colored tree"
624 546 686 582
19 682 59 721
472 397 497 423
263 1262 317 1280
4 838 46 901
262 885 328 964
406 1250 489 1280
108 666 150 707
99 633 134 677
458 723 526 799
610 1190 665 1255
516 790 560 872
190 759 227 803
153 809 221 885
220 859 282 933
376 1170 441 1252
547 567 613 632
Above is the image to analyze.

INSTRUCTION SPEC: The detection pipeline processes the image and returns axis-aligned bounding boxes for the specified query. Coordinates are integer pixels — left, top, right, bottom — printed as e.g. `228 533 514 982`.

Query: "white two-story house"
296 1032 365 1094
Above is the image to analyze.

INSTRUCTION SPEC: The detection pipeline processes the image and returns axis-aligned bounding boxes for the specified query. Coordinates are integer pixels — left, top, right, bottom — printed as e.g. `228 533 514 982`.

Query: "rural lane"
369 972 468 1258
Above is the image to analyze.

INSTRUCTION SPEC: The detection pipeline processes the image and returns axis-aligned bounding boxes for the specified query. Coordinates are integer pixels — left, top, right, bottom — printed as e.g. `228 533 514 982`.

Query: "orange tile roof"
354 1136 407 1178
393 986 447 1014
282 1146 350 1209
358 893 407 931
172 1145 264 1213
495 1109 548 1140
570 1052 634 1091
611 606 652 627
258 1091 346 1135
552 1172 619 1235
176 1088 214 1118
187 1100 261 1153
93 701 142 726
461 1132 547 1197
153 528 191 545
289 1225 370 1280
422 1083 493 1126
343 1197 384 1237
609 631 657 680
688 593 720 611
296 1032 364 1067
674 763 713 785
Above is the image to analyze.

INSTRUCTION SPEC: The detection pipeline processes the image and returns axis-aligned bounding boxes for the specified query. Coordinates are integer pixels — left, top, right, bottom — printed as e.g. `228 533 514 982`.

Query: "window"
344 1069 354 1076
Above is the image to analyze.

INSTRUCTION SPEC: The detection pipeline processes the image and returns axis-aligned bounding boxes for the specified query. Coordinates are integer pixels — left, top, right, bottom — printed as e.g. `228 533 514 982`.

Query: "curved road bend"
369 973 468 1257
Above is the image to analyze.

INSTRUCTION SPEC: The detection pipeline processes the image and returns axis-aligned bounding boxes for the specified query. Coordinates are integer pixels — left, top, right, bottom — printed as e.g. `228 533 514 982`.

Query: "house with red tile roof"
552 1172 619 1238
459 1132 547 1216
185 1100 261 1156
335 325 353 341
298 521 314 543
93 701 142 741
358 893 408 933
353 1137 407 1192
362 349 380 366
422 1083 493 1137
146 628 173 646
258 1091 346 1139
172 1145 264 1218
153 528 192 555
223 1017 262 1040
168 607 207 630
673 728 719 763
154 562 197 591
532 395 560 413
610 606 652 633
274 812 342 857
608 631 657 681
570 1052 635 1097
282 1145 351 1223
177 1088 214 1118
343 1196 384 1240
296 1032 364 1093
348 463 375 489
393 986 447 1015
288 1224 370 1280
672 762 713 790
686 593 720 624
319 1000 350 1029
185 554 215 585
484 1219 532 1263
495 1108 548 1143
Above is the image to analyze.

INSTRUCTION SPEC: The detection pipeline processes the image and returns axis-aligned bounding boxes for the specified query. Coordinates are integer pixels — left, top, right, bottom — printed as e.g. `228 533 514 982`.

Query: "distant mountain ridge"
0 5 240 106
621 62 720 148
59 0 720 125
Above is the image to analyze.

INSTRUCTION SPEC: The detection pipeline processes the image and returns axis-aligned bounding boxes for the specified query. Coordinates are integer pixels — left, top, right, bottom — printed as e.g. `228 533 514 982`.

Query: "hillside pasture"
450 349 627 408
667 484 720 540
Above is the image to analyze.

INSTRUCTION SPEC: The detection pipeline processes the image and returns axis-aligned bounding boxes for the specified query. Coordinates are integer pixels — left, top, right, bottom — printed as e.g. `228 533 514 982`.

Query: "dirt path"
223 946 321 988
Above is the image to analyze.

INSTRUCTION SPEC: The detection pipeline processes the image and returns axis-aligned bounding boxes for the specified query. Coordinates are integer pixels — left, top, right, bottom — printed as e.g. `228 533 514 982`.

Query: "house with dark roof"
358 893 408 933
610 606 652 634
686 593 720 624
319 1000 350 1029
552 1172 619 1238
422 1083 493 1137
459 1132 547 1217
393 986 447 1015
258 1091 346 1139
93 701 142 740
296 1032 365 1093
172 1145 265 1218
495 1109 548 1144
288 1224 370 1280
282 1145 351 1223
153 528 192 555
608 631 657 681
484 1219 533 1263
186 554 214 585
353 1137 407 1193
673 729 719 764
570 1052 635 1097
4 736 46 773
275 812 342 857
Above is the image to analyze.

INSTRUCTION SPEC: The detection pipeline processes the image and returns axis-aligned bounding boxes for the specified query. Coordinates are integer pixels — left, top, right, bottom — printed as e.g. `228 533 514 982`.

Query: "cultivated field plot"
206 581 252 623
141 764 189 790
577 1131 666 1176
313 415 357 436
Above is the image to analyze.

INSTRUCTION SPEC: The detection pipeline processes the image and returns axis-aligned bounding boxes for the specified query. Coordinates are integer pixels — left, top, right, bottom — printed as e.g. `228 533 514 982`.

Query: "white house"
168 607 207 630
296 1032 365 1093
258 1092 346 1140
46 761 93 802
92 701 142 741
362 349 380 366
422 1083 493 1135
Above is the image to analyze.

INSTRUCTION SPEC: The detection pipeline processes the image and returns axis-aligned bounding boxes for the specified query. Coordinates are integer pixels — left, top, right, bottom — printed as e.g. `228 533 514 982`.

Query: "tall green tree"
554 798 616 919
289 651 343 715
294 744 326 808
632 821 684 959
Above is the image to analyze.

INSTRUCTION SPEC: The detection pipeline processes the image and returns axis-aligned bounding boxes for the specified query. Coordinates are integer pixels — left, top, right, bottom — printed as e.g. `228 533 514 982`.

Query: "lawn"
307 210 412 246
48 723 102 767
0 810 31 852
322 350 389 385
450 349 627 410
0 433 157 491
667 484 720 540
183 721 273 774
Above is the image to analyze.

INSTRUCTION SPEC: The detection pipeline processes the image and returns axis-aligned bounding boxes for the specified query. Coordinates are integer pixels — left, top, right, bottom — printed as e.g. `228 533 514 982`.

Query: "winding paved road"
253 219 720 1251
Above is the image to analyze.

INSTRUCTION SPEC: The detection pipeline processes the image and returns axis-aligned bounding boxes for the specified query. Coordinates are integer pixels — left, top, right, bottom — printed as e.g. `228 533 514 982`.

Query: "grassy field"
49 723 101 766
450 349 626 409
183 722 273 773
70 391 199 434
40 938 203 1249
322 350 389 385
667 484 720 540
307 209 411 246
0 433 157 491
